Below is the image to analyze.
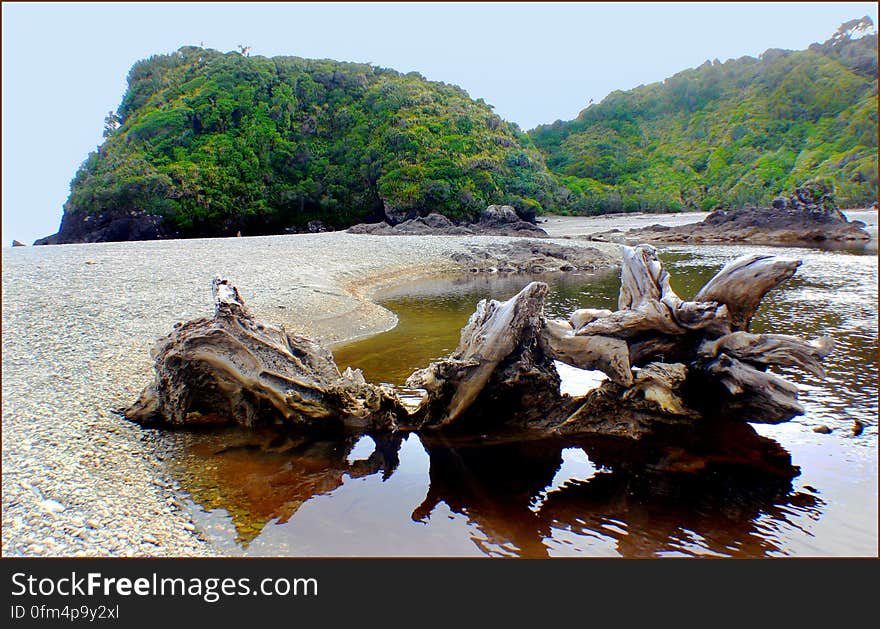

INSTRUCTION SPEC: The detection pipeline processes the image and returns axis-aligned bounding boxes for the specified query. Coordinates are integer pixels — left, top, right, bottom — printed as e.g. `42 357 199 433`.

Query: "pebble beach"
1 230 617 557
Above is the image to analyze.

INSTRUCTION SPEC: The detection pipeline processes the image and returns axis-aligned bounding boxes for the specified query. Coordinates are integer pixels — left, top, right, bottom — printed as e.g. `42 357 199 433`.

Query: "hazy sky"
3 2 877 243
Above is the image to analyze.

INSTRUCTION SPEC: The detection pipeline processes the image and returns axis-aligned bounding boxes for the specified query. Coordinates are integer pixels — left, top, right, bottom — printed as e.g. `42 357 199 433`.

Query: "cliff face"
42 47 561 244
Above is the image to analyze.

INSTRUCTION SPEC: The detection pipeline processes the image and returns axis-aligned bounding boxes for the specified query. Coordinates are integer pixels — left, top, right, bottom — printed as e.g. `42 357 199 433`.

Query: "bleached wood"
694 254 801 331
540 319 633 386
699 331 833 378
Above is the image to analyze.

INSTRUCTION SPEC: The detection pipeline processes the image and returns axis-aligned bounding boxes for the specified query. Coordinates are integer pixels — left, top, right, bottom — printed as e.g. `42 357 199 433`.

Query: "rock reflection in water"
172 424 819 557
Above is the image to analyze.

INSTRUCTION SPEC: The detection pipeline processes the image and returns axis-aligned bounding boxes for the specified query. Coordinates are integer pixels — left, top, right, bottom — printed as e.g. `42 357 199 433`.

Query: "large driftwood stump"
405 282 560 429
538 246 830 433
125 246 833 441
125 277 406 431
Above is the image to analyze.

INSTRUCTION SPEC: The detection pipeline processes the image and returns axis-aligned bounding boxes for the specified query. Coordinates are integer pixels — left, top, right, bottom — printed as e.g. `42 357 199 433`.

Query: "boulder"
479 204 521 225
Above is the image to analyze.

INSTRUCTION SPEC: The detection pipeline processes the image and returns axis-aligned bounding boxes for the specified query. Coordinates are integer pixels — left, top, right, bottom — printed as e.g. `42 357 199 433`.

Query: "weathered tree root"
124 246 832 440
125 277 407 431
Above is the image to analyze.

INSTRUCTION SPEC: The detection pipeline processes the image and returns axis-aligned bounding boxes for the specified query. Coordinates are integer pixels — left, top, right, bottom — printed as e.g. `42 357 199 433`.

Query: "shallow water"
168 243 878 557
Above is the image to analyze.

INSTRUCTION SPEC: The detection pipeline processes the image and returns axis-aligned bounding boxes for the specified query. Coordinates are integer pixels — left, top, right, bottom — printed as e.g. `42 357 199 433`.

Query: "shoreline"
4 211 875 557
1 231 617 557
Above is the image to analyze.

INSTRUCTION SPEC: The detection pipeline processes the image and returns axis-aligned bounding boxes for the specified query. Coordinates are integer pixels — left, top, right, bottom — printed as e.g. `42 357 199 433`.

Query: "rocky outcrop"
348 212 473 236
348 205 547 237
588 184 871 245
36 203 547 244
35 209 167 245
124 246 831 443
11 240 26 247
449 240 614 273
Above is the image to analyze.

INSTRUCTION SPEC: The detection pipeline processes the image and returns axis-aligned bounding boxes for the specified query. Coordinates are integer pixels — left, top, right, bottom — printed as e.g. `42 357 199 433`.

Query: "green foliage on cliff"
63 19 879 239
530 18 878 214
68 47 560 236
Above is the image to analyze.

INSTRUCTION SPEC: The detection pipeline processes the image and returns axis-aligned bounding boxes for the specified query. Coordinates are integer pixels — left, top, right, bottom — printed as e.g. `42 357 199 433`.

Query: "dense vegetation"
530 17 878 214
59 19 877 241
66 47 560 237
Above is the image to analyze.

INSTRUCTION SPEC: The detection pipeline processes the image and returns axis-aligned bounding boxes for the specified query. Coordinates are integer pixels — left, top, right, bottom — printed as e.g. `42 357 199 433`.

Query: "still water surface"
169 243 877 557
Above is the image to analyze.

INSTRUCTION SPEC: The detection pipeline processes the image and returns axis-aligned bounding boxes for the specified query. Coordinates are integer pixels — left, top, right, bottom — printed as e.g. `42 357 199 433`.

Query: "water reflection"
171 429 404 544
166 242 874 556
332 269 621 385
170 423 820 558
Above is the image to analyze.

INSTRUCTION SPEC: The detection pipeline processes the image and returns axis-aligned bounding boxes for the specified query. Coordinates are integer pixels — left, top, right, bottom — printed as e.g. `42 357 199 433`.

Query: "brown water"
166 244 877 557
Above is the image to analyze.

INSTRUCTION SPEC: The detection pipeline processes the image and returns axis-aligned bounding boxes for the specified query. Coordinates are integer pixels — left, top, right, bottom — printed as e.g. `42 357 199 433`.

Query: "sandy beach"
1 231 616 557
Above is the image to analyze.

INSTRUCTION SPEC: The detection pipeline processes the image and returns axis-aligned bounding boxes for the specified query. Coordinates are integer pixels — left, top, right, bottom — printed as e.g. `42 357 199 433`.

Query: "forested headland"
42 18 877 243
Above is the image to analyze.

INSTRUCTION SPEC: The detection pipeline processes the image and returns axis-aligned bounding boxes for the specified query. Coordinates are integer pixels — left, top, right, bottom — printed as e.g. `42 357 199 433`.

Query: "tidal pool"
167 244 877 557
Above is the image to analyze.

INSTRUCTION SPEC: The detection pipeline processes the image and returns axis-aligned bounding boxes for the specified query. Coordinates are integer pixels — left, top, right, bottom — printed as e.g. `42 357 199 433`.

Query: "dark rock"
33 233 59 246
346 221 394 235
852 420 865 436
421 213 455 229
307 220 327 233
11 240 25 247
35 209 166 245
383 204 420 225
480 204 521 225
594 184 870 245
348 206 547 237
348 214 474 236
478 205 546 235
813 424 833 434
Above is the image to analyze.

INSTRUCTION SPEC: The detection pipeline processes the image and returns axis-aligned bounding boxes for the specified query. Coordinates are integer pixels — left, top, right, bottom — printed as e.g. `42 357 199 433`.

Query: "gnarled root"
124 277 407 431
125 245 832 441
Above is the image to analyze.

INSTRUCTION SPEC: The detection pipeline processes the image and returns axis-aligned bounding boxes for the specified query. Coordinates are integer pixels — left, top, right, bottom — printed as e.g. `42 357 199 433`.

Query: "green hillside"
51 19 878 242
530 17 878 214
63 47 560 239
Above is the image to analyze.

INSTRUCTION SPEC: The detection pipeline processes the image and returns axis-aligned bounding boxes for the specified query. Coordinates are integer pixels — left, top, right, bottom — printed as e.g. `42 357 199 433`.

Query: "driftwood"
698 332 832 378
404 282 559 429
124 246 833 441
539 320 632 386
693 254 800 331
575 244 730 340
125 277 406 431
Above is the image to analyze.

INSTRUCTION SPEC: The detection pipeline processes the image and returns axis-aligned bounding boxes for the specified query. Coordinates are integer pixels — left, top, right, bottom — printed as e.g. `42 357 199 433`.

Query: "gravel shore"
2 231 616 557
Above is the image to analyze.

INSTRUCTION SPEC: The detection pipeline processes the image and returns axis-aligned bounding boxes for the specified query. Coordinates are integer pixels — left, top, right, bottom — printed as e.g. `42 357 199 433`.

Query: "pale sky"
3 2 877 244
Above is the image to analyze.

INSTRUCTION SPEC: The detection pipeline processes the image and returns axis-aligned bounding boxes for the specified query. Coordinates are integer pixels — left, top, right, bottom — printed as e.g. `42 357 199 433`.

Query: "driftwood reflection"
417 426 818 558
171 425 819 556
171 429 403 544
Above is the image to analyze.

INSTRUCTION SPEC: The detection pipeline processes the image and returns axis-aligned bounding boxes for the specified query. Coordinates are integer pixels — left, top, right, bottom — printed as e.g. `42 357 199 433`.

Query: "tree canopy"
67 47 561 237
61 20 878 240
530 18 878 214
